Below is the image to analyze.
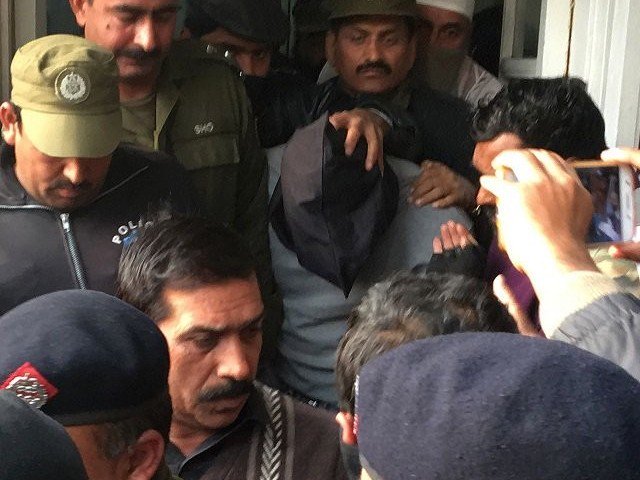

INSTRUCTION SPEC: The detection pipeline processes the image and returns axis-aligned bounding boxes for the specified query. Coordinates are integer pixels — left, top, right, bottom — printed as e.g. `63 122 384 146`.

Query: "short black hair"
117 213 257 322
336 272 517 412
472 77 607 159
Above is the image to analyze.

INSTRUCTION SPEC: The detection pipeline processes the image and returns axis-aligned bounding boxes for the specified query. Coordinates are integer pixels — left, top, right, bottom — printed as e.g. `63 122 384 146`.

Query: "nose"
135 16 158 52
364 37 382 62
216 337 252 381
429 29 439 47
62 159 88 185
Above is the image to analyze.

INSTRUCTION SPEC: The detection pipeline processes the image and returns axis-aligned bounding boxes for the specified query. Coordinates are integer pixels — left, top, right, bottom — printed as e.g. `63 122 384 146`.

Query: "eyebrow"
109 3 181 15
439 22 463 30
177 313 265 340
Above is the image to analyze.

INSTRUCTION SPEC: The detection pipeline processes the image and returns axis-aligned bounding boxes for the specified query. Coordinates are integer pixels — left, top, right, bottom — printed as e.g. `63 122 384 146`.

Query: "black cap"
185 0 290 45
0 390 88 479
357 333 640 480
0 290 170 426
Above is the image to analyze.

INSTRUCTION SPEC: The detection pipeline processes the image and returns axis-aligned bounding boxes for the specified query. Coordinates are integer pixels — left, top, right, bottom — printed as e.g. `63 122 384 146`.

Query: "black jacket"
246 76 476 181
0 143 198 314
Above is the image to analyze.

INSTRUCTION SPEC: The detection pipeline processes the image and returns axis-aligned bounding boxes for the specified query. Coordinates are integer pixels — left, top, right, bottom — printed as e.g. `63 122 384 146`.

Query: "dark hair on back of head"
336 271 517 412
117 212 256 322
472 77 607 159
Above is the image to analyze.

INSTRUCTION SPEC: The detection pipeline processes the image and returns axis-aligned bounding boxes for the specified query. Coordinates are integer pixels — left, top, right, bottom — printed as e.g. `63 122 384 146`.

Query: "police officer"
69 0 285 364
0 34 196 314
0 390 88 480
0 290 176 480
183 0 291 78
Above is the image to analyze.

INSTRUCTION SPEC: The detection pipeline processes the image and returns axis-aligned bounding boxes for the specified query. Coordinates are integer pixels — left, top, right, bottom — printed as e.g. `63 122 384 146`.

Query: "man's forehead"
340 16 409 33
417 5 468 26
161 281 263 326
96 0 181 11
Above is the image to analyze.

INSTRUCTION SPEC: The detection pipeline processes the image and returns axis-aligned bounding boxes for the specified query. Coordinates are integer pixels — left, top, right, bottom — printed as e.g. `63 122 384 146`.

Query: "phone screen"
576 165 634 244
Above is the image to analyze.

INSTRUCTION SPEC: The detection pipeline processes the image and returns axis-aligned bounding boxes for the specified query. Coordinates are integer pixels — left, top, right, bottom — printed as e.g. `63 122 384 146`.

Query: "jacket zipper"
60 213 88 289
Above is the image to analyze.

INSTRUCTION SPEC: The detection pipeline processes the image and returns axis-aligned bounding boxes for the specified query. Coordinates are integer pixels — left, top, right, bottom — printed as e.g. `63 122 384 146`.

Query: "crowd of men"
1 0 640 479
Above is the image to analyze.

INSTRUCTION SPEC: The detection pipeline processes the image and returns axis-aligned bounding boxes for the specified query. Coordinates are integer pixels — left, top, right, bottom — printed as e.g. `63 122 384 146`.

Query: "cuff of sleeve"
538 271 621 336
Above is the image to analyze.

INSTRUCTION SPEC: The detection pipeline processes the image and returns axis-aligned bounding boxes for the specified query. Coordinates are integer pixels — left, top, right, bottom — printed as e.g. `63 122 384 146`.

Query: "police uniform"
0 390 88 480
130 39 281 362
0 290 177 480
0 35 197 315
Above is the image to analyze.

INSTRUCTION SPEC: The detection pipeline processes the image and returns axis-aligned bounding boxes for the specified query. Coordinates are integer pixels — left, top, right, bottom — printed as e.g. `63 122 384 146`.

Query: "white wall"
568 0 640 148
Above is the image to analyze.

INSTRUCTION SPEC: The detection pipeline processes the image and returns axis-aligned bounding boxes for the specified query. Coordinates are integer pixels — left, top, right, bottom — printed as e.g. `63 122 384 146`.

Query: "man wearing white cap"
416 0 502 107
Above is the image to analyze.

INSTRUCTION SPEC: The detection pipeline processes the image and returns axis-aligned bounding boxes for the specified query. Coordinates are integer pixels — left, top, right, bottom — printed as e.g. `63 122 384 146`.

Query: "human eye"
153 8 178 23
185 332 219 351
349 32 366 44
443 26 461 40
241 322 263 342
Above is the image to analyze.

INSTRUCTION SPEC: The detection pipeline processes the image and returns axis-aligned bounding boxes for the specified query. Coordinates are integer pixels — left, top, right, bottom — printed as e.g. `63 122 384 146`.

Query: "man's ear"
180 27 192 40
68 0 90 28
126 430 165 480
336 411 357 445
0 102 19 146
325 31 337 67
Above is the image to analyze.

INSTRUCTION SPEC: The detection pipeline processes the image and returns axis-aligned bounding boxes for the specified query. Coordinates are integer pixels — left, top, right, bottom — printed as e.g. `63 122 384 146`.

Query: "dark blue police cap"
0 390 88 479
0 290 169 426
356 333 640 480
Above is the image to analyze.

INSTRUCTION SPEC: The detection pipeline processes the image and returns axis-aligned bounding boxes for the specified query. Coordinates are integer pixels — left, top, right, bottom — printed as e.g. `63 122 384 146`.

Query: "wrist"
523 238 598 289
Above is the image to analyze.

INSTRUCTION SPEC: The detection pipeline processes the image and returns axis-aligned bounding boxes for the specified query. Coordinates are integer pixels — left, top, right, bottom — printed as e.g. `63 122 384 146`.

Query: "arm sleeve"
552 291 640 382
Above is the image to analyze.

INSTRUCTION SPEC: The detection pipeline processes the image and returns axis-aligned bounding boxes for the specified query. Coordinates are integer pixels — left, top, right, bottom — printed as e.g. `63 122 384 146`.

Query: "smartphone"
496 161 636 246
573 161 636 245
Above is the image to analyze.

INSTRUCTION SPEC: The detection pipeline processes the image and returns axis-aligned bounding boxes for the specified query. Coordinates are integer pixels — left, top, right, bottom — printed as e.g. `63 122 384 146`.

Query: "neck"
169 421 215 456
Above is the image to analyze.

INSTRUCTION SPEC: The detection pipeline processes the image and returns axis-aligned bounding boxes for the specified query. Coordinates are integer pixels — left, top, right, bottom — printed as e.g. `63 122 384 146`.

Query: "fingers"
440 223 455 250
329 110 384 172
342 120 361 157
454 222 478 247
432 236 443 254
491 149 566 183
363 124 383 172
493 275 542 337
601 147 640 169
608 242 640 262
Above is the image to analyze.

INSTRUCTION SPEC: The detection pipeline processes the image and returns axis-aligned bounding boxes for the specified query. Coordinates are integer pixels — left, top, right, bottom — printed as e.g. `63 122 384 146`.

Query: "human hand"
329 108 389 172
479 149 597 283
432 221 477 254
409 160 477 209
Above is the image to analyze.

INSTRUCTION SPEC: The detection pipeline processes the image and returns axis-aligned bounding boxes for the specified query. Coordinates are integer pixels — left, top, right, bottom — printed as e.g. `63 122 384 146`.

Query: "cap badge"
55 68 90 104
0 362 59 409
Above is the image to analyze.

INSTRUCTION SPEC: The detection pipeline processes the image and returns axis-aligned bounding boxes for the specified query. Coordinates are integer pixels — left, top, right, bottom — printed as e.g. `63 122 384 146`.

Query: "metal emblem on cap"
55 68 91 104
0 362 59 409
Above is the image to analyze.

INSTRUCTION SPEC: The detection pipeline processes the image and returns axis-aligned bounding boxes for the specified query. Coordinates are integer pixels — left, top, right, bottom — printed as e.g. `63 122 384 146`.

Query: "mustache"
48 178 91 192
116 47 161 61
197 379 253 403
356 61 392 75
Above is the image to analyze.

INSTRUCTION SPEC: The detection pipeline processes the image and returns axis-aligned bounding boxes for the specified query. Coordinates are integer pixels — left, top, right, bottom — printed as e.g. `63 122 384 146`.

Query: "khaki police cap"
325 0 418 20
11 34 122 158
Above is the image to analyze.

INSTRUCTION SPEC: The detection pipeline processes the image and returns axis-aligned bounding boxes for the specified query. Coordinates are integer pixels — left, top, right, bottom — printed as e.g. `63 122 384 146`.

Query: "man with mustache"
0 34 196 314
251 0 479 210
117 214 348 480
